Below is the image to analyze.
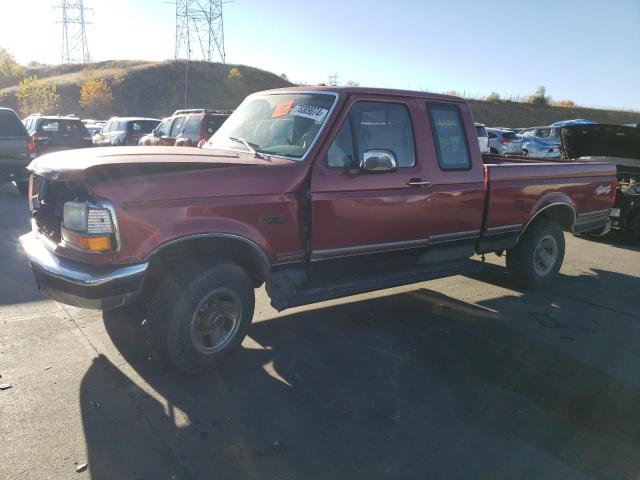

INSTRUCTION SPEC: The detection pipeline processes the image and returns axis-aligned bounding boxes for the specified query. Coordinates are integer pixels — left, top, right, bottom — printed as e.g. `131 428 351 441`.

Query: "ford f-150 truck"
19 87 616 374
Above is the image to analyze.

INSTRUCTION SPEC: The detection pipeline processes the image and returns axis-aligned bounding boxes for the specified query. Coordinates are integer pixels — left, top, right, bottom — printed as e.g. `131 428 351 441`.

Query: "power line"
175 0 226 63
56 0 91 64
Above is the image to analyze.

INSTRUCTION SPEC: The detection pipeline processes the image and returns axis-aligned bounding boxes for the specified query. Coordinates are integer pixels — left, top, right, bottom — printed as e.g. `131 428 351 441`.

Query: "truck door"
309 97 434 261
420 101 486 251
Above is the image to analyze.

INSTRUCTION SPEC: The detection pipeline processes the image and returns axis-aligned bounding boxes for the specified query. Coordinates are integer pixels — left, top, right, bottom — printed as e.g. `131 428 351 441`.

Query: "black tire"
14 180 29 195
146 260 255 375
506 216 565 288
522 149 529 157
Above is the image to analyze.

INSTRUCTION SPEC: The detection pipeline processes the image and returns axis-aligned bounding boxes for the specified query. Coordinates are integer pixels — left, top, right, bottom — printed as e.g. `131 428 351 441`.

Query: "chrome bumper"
19 232 148 310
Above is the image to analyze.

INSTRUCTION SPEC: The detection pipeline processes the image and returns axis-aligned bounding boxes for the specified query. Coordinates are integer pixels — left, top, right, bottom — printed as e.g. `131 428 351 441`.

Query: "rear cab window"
0 110 27 137
427 103 471 171
325 101 415 168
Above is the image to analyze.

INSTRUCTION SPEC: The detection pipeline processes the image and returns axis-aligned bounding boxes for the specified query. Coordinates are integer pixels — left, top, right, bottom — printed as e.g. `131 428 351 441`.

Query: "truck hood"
28 146 294 181
561 124 640 164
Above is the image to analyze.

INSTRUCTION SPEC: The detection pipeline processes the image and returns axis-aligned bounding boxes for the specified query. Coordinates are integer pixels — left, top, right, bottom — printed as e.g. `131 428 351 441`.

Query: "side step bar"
270 258 479 311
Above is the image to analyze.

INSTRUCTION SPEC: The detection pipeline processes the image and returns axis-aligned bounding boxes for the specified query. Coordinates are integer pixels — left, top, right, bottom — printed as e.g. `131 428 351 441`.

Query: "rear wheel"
522 149 529 157
146 260 255 375
506 216 565 288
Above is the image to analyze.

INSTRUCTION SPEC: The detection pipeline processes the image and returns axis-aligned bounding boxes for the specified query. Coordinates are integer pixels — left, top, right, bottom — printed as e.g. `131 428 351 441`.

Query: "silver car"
487 128 524 155
521 136 562 158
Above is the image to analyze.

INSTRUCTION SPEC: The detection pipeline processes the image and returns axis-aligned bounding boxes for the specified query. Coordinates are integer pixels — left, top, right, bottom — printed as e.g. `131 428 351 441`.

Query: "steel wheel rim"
190 287 242 354
533 234 558 277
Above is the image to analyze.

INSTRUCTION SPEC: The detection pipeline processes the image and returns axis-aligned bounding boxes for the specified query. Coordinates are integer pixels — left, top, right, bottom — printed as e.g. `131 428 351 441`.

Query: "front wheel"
506 217 565 288
146 261 255 375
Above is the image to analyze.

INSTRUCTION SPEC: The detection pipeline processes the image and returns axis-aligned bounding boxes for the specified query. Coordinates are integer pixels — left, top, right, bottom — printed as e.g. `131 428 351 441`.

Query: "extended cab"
20 87 616 374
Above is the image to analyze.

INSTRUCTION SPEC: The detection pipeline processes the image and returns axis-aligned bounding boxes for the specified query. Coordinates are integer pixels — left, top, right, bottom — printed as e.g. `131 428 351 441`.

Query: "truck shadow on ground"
0 184 42 306
80 264 640 480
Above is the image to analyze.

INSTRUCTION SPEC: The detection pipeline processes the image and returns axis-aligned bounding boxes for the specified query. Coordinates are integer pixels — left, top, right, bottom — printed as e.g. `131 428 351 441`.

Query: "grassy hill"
0 60 292 118
468 100 639 128
1 59 638 127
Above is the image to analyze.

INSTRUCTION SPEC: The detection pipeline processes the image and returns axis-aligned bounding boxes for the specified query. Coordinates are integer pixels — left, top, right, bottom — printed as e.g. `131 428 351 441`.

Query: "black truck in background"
0 108 32 195
562 123 640 238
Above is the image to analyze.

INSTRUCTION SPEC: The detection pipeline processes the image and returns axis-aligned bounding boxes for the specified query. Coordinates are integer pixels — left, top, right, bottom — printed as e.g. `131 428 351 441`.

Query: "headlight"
62 201 117 252
63 202 88 231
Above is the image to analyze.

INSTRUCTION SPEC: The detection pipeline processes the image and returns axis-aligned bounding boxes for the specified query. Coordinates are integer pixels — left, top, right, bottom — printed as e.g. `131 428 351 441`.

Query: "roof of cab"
258 85 466 103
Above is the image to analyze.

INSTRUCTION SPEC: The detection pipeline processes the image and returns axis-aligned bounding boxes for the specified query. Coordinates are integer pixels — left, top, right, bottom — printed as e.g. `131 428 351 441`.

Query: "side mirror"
152 128 159 137
360 149 397 173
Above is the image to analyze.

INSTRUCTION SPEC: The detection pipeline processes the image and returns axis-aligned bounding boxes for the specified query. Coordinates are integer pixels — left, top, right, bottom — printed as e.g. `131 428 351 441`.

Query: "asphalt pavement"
1 182 639 480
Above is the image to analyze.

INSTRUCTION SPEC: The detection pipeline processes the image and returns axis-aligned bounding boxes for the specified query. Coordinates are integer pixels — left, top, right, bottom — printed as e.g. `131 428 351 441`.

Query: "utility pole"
57 0 91 64
175 0 226 63
328 73 339 86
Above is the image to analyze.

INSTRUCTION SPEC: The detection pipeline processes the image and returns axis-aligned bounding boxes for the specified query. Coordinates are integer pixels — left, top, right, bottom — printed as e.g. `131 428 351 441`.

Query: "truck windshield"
203 92 336 159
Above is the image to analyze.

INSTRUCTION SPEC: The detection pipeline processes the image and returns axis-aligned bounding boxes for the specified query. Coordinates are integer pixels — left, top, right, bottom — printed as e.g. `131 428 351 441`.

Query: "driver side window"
325 101 415 168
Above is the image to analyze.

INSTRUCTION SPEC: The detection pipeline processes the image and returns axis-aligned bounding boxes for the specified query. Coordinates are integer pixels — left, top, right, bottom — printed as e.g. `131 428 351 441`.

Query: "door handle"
407 179 432 187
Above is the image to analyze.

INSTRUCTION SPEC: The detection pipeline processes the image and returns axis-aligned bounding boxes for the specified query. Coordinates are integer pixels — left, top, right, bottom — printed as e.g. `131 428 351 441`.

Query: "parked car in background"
521 136 562 158
23 114 92 156
0 108 32 194
138 109 232 147
475 123 489 154
85 123 105 136
518 125 563 143
82 119 106 136
20 86 616 374
93 117 160 146
550 119 594 127
487 128 523 155
562 123 640 238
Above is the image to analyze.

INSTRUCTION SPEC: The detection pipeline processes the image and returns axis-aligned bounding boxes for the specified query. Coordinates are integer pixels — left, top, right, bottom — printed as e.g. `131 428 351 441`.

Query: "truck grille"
29 174 89 244
29 174 45 211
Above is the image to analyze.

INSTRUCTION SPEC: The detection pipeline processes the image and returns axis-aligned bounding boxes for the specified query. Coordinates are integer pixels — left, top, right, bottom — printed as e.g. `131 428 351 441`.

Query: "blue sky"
2 0 639 109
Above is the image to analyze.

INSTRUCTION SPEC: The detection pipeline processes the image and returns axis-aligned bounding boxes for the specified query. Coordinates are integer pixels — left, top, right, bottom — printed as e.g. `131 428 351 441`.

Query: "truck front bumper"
19 232 148 310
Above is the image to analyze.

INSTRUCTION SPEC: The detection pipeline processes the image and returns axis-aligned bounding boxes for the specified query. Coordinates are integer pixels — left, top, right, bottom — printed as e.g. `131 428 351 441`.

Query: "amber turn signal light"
62 228 112 252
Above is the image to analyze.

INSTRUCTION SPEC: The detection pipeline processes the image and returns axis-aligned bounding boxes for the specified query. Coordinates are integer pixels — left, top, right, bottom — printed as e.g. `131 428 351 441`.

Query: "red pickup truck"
20 87 616 373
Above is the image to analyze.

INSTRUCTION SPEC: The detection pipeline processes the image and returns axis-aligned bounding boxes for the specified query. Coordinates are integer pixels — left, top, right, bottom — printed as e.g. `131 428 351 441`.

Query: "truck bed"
477 153 617 253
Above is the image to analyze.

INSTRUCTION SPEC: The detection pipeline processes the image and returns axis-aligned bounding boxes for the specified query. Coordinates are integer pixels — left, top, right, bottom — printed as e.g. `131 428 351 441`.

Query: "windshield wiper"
229 136 267 159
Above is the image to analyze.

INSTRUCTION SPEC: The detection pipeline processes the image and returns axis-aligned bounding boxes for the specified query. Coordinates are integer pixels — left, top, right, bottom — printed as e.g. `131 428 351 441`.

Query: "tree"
16 76 60 116
79 75 112 115
527 86 551 106
345 80 360 87
227 67 243 80
485 91 501 102
554 99 575 108
0 47 23 79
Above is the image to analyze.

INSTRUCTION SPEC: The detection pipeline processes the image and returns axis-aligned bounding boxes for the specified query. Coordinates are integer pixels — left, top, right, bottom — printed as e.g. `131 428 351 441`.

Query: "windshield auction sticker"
272 100 294 118
289 104 328 122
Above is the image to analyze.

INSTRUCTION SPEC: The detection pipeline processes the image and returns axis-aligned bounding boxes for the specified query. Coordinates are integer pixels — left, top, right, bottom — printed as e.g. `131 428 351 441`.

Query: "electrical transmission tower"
175 0 226 63
57 0 91 64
